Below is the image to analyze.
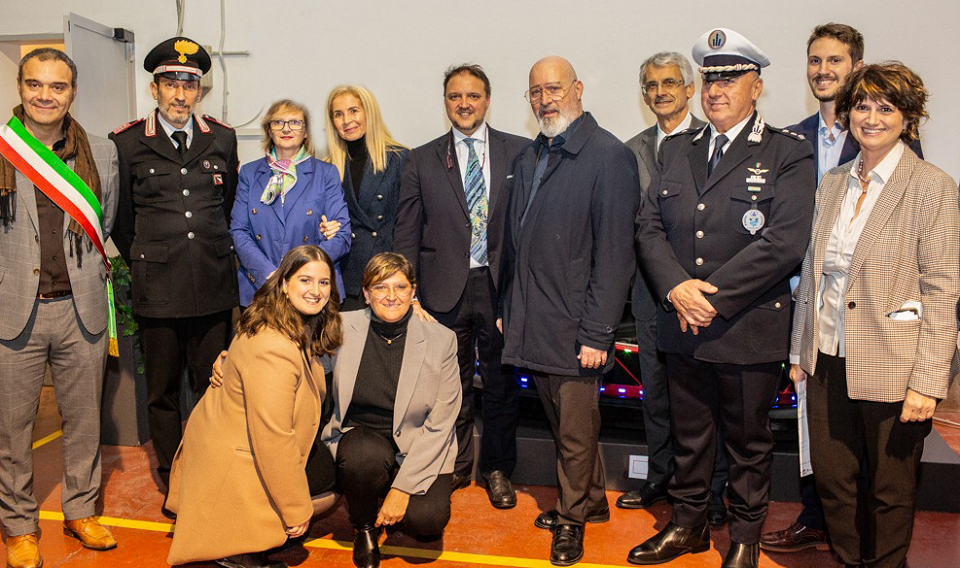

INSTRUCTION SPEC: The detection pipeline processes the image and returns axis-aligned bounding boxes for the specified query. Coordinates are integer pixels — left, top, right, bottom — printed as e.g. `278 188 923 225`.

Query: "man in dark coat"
394 64 530 508
109 37 239 500
630 29 815 568
500 56 639 566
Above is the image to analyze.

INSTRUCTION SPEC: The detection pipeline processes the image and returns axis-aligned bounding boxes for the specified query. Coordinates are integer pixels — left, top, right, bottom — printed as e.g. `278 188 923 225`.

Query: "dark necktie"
708 134 728 178
171 130 188 160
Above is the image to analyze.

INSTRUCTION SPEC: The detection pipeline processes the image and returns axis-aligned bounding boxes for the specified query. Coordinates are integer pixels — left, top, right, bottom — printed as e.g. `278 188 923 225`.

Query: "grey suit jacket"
322 309 461 495
0 131 119 340
626 115 705 321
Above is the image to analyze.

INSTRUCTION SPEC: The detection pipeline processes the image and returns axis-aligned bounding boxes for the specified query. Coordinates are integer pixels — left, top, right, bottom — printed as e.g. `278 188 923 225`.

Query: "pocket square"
887 300 922 321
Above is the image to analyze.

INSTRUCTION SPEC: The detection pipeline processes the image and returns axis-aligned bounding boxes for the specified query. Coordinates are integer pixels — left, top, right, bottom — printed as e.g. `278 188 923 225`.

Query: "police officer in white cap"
630 29 815 568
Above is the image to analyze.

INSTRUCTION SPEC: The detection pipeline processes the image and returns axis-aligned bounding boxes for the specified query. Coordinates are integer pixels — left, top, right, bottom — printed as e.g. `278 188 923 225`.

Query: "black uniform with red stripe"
109 109 239 488
110 110 239 317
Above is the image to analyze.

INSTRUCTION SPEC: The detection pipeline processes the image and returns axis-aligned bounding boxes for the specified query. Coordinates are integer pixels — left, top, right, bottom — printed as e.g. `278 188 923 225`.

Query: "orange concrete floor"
3 389 959 567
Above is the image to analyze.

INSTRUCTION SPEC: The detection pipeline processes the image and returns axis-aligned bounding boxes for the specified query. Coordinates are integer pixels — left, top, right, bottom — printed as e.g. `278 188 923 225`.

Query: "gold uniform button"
377 214 384 221
661 189 668 196
775 302 782 309
256 234 262 240
695 257 704 266
371 231 378 237
697 203 706 211
303 236 309 242
376 194 383 201
696 230 704 239
180 168 188 175
251 208 258 214
306 209 313 216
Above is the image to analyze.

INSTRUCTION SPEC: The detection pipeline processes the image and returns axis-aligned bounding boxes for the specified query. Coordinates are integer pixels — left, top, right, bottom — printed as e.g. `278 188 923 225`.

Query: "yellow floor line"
32 430 62 449
38 509 632 568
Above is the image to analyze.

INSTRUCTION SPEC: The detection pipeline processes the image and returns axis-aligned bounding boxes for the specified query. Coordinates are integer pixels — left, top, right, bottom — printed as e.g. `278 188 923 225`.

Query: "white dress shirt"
708 113 752 161
816 142 905 358
157 112 195 151
452 123 491 268
817 112 848 183
655 111 694 152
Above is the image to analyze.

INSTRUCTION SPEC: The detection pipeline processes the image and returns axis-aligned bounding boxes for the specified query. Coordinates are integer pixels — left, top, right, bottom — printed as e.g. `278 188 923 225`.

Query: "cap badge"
174 39 199 64
709 30 726 50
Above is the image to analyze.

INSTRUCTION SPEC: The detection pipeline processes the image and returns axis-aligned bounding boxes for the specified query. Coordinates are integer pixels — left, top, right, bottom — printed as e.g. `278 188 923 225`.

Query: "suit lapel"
183 117 214 165
687 129 709 194
393 315 426 430
140 127 181 164
811 165 849 285
436 134 470 218
337 313 369 416
488 129 507 220
701 118 754 196
281 159 315 222
637 132 657 183
846 150 914 292
15 170 40 231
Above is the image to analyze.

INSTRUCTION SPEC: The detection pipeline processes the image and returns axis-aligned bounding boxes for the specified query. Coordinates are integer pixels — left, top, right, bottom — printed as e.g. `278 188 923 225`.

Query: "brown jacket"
792 148 960 402
166 328 324 565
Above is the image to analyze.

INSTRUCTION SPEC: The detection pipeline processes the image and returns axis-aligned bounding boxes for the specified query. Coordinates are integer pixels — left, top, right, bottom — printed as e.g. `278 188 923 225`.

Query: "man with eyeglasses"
395 64 530 509
619 51 729 518
500 56 639 566
110 37 239 510
632 29 814 568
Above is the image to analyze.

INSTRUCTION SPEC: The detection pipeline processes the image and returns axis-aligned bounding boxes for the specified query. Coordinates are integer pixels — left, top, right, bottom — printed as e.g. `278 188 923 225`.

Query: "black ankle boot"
352 525 381 568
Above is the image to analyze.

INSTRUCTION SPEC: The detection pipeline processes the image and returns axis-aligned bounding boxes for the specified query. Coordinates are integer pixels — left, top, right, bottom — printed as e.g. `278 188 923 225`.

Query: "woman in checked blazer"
790 63 959 568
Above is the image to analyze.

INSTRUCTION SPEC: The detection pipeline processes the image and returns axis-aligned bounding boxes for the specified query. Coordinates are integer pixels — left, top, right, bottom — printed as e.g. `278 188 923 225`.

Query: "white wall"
3 0 958 178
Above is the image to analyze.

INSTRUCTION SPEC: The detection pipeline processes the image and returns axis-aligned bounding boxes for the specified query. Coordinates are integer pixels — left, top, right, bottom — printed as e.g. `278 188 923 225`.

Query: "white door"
64 13 136 138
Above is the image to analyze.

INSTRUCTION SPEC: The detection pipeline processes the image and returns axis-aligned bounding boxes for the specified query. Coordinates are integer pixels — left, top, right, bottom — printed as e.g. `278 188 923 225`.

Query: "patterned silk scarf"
261 146 309 205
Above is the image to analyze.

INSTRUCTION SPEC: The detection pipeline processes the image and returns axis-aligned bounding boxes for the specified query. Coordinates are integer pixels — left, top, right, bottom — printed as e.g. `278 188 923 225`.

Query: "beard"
537 107 574 138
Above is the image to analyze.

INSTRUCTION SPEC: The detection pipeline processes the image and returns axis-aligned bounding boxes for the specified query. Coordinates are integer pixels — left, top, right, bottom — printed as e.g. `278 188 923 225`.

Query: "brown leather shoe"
4 534 42 568
62 517 118 551
759 521 828 552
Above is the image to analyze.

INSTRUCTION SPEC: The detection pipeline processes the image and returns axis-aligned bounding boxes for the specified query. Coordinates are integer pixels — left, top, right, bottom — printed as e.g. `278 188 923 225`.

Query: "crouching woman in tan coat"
165 245 343 568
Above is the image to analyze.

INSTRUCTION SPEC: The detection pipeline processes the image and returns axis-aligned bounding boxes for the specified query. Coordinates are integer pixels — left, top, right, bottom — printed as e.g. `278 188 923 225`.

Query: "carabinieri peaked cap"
143 37 211 81
692 28 770 82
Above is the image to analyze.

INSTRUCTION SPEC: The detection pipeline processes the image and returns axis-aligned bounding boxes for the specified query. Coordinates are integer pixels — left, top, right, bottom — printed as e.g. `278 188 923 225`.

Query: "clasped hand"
669 279 718 335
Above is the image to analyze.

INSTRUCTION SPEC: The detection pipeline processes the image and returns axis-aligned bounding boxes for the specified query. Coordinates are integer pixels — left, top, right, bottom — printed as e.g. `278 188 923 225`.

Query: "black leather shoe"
352 525 381 568
215 552 285 568
627 521 710 565
550 524 584 566
483 470 517 509
451 473 471 492
721 543 759 568
759 521 829 552
534 505 610 530
616 482 668 509
707 492 728 526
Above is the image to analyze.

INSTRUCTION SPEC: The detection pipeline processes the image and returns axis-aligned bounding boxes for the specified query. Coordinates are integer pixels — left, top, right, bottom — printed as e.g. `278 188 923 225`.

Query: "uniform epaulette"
202 114 234 130
766 124 806 141
112 118 144 135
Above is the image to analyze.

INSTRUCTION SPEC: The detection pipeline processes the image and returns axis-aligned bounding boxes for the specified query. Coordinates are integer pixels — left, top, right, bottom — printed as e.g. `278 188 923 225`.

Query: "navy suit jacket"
230 156 351 306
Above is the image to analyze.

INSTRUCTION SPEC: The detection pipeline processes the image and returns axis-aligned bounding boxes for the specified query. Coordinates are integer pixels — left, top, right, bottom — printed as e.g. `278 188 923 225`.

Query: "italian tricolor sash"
0 116 107 266
0 116 119 356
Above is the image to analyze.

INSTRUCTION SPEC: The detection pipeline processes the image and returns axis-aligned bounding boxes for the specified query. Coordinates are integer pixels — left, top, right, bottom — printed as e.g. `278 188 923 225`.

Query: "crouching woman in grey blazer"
323 252 461 568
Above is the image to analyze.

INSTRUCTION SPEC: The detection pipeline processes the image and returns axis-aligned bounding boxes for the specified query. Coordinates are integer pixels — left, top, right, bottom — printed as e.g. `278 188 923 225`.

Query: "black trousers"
137 310 232 486
431 267 519 477
636 318 730 492
665 354 779 544
533 373 607 526
808 352 929 568
337 425 452 536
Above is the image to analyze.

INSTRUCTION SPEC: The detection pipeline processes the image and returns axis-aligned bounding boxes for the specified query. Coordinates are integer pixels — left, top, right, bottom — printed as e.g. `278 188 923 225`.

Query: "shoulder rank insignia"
111 118 144 135
202 114 234 130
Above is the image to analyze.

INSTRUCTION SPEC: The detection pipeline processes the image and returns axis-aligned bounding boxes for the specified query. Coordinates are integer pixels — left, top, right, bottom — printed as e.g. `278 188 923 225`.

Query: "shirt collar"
656 111 693 149
849 141 905 185
535 112 585 151
156 111 194 139
711 112 752 145
452 122 488 145
817 111 843 139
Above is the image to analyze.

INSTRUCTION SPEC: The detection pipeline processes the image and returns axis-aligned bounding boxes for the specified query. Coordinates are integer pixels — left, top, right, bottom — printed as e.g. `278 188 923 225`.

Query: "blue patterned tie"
464 138 488 264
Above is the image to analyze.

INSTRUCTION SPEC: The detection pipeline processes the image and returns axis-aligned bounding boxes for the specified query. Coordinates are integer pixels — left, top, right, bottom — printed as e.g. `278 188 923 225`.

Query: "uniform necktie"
463 138 488 264
708 133 728 178
171 130 188 160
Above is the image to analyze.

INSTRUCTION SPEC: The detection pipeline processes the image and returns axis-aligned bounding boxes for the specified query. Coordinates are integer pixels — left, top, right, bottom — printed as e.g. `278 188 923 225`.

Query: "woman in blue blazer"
231 99 351 307
324 85 408 311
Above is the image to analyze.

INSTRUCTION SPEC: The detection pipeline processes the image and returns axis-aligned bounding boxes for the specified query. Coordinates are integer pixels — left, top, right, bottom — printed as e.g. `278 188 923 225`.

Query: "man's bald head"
527 56 584 139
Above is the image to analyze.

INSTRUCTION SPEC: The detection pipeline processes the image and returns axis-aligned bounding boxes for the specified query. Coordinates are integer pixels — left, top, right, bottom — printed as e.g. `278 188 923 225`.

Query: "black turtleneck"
346 137 368 198
343 307 414 436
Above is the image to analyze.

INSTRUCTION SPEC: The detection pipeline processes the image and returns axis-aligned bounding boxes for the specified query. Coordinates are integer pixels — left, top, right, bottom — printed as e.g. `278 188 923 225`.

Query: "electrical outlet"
628 455 649 480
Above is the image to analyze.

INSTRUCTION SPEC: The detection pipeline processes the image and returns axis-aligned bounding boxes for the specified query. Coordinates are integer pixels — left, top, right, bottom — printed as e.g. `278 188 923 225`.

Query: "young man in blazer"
621 52 730 526
394 64 530 509
759 22 924 555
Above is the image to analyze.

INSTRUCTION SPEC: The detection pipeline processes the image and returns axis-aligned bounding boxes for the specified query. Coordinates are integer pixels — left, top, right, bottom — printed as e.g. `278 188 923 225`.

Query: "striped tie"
464 138 488 264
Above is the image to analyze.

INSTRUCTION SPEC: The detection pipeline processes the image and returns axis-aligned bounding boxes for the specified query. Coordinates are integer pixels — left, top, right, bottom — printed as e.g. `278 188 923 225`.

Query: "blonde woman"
324 86 408 310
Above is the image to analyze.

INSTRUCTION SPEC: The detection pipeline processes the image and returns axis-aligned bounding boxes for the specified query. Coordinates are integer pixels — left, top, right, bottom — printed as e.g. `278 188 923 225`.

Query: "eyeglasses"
524 80 577 103
268 119 305 131
641 78 685 95
369 282 413 300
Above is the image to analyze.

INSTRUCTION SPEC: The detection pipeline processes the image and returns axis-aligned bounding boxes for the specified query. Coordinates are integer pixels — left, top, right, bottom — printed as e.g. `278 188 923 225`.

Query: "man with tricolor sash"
109 37 239 511
0 48 119 568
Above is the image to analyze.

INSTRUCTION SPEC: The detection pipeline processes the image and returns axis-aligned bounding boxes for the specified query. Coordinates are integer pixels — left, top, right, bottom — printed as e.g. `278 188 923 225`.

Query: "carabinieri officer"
631 28 815 568
110 37 240 510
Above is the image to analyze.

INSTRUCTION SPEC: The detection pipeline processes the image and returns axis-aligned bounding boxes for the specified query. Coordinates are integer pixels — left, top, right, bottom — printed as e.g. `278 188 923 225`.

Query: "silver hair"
639 52 694 86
